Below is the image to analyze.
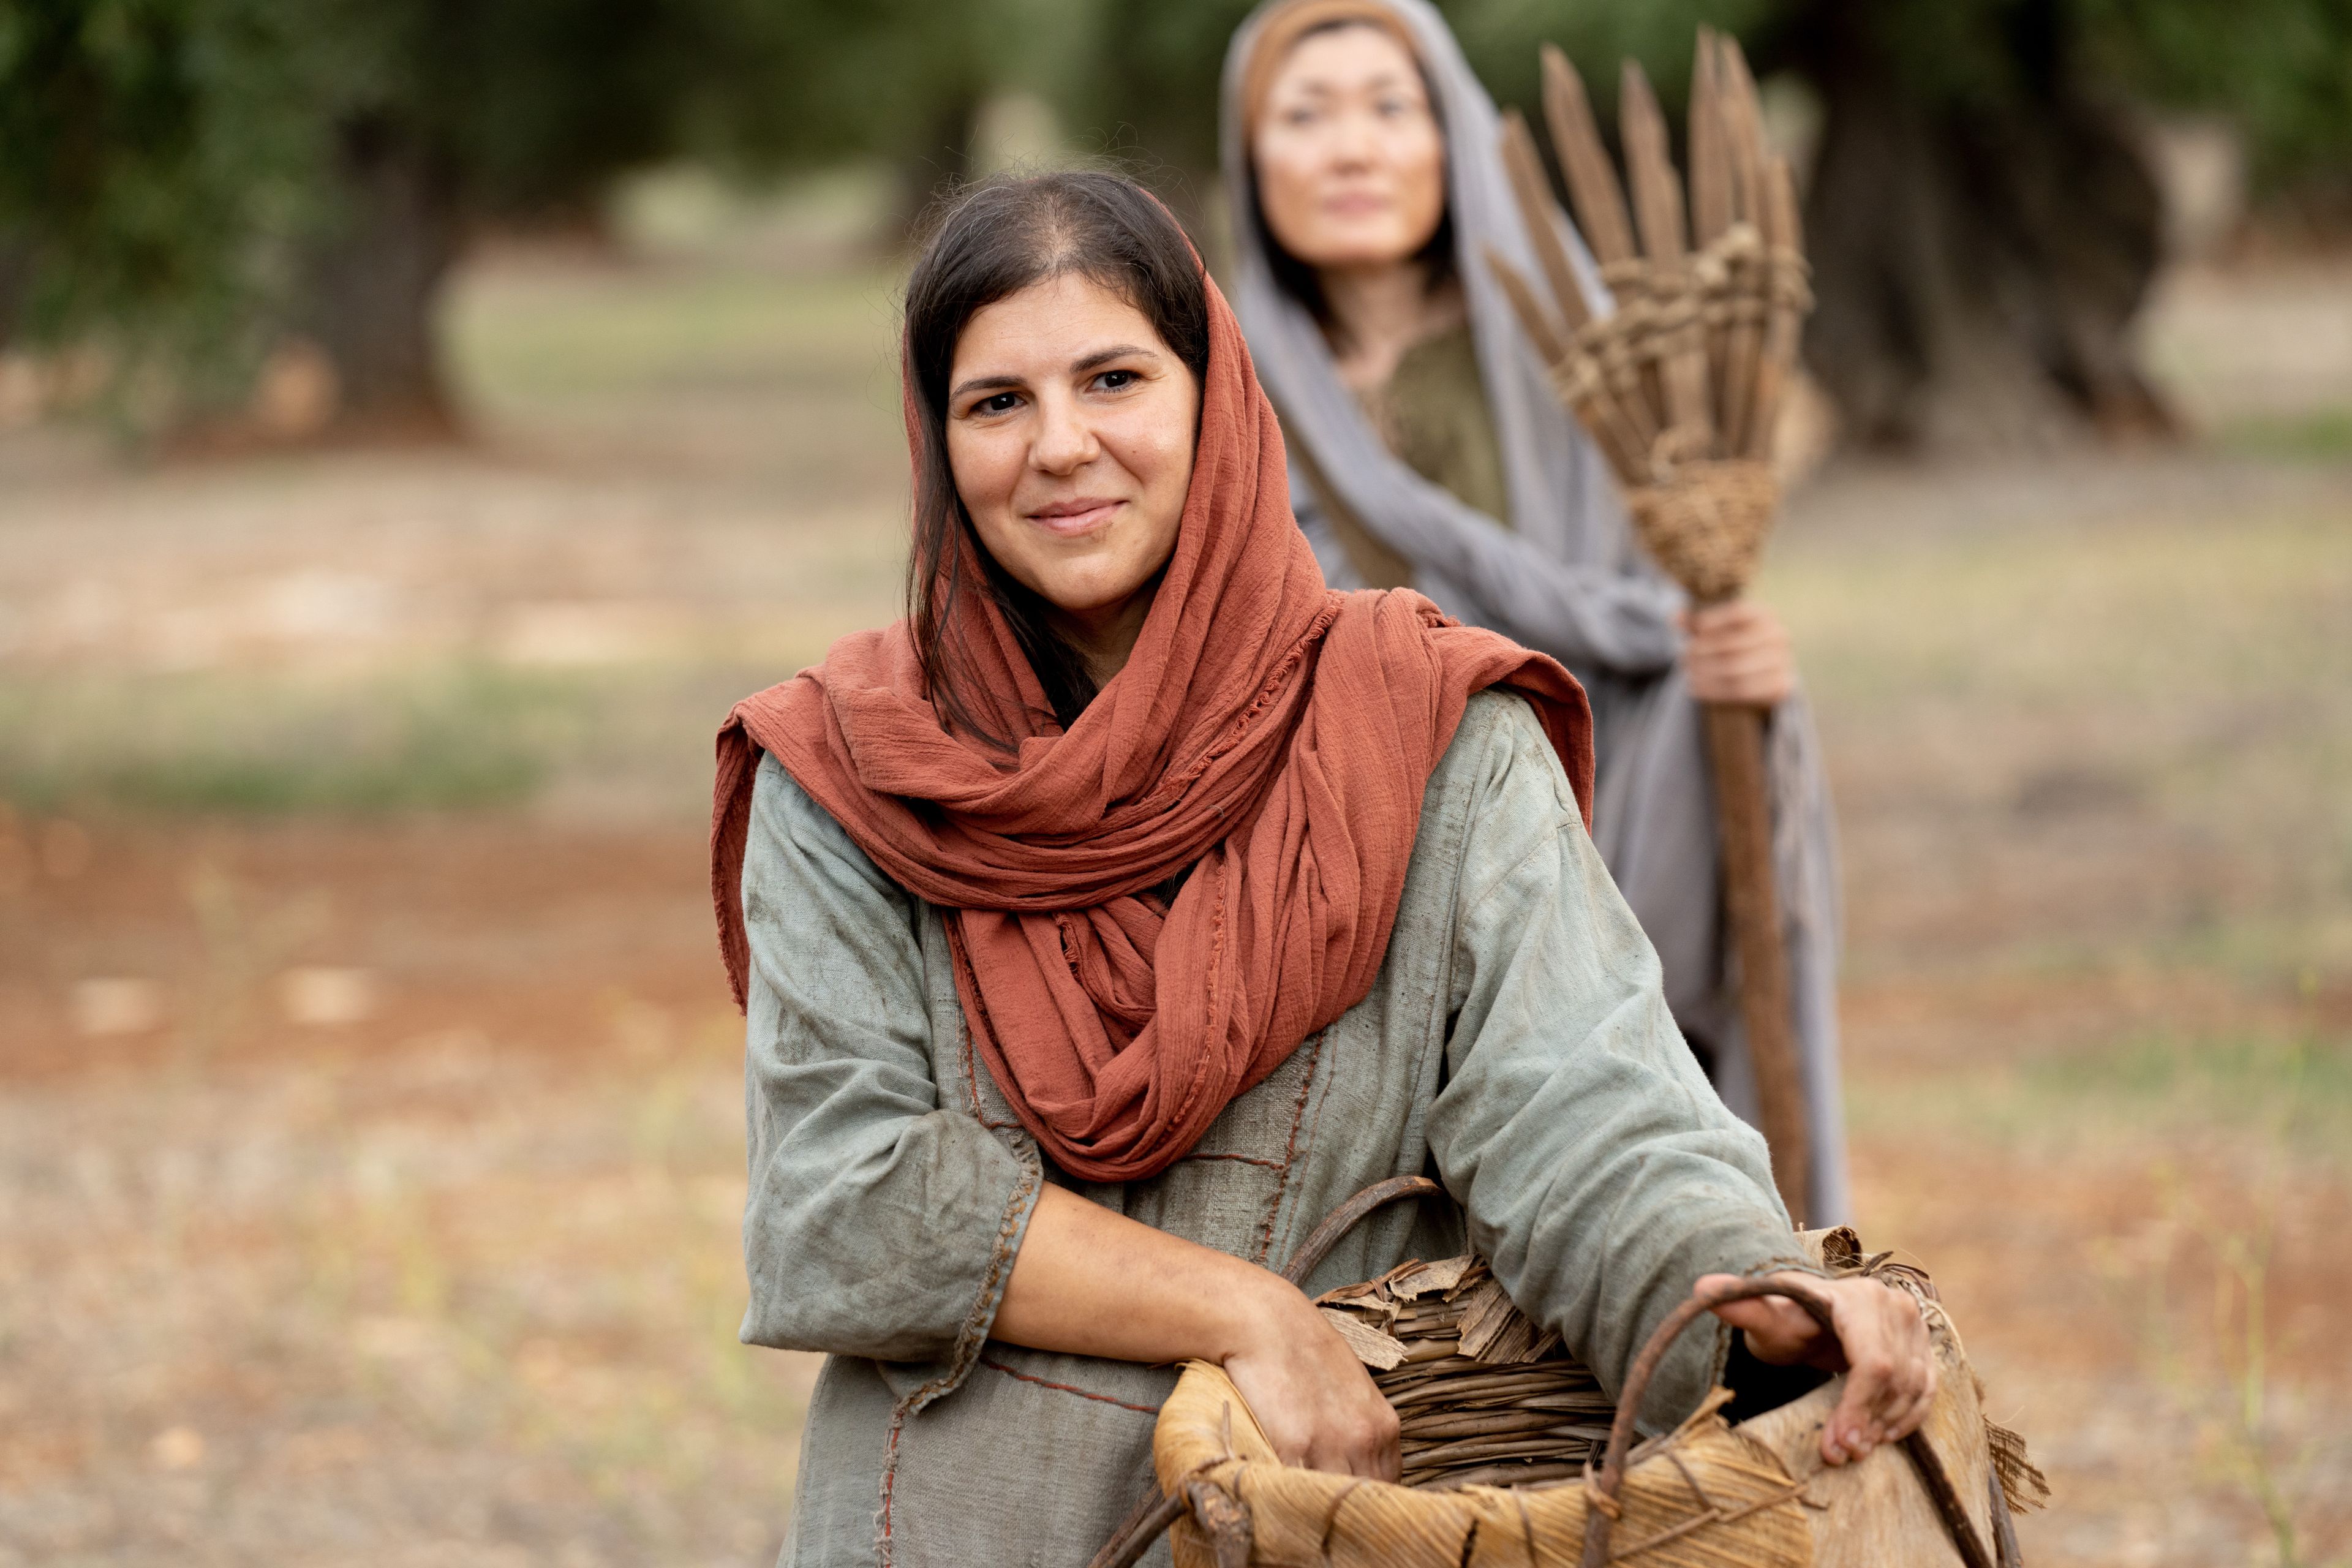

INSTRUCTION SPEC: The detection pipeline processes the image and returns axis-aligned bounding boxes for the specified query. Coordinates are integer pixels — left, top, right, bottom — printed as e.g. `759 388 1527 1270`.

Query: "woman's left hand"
1678 600 1796 706
1695 1271 1938 1466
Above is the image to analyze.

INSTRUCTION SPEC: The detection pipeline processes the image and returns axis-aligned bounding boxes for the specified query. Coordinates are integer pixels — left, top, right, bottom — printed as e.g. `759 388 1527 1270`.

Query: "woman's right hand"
1677 599 1796 706
1220 1278 1401 1480
993 1184 1397 1477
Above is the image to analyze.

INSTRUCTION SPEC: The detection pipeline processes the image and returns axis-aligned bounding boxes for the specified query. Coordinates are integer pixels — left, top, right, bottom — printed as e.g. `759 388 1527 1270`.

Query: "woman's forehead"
952 274 1165 377
1268 24 1423 99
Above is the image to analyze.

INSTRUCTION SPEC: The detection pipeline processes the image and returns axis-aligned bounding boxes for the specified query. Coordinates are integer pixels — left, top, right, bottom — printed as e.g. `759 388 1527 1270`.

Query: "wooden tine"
1494 116 1663 482
1485 246 1646 484
1499 110 1592 333
1617 61 1685 264
1716 29 1768 228
1540 44 1635 267
1688 28 1733 246
1687 28 1735 453
1481 243 1567 365
1768 149 1807 265
1747 151 1806 462
1714 31 1770 457
1536 43 1657 453
1619 59 1712 453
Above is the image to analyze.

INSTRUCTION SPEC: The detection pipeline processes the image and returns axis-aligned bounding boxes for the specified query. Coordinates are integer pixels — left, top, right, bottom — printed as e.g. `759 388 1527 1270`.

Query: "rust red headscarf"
712 265 1592 1183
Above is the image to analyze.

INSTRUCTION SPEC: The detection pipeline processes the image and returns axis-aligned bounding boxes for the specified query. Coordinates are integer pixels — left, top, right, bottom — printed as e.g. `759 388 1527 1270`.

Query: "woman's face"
1252 24 1446 271
945 271 1199 653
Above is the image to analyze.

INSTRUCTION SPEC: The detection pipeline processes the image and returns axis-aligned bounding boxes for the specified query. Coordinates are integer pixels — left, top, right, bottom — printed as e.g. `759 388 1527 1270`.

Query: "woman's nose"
1031 394 1098 473
1325 108 1381 168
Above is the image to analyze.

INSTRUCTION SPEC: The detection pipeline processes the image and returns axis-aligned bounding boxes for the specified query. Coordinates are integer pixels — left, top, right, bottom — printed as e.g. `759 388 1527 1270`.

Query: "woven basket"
1093 1177 2045 1568
1314 1251 1613 1490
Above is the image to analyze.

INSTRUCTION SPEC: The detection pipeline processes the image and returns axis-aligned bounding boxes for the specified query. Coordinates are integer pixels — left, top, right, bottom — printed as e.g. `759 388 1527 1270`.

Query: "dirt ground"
1 241 2346 1566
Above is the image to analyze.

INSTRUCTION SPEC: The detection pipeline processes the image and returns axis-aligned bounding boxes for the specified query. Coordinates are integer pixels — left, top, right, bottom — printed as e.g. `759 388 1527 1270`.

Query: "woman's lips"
1027 499 1123 537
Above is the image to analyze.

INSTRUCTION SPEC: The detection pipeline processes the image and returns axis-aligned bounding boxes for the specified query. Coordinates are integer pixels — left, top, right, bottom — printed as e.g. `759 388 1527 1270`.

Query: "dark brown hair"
902 171 1211 748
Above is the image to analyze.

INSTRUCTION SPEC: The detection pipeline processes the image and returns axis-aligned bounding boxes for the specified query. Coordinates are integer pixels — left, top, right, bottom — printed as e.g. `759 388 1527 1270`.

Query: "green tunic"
1322 322 1510 592
739 692 1812 1566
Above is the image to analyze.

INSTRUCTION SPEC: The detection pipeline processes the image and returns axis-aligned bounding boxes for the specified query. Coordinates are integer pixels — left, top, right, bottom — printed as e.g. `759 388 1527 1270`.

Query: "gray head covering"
1220 0 1850 1222
1219 0 1682 671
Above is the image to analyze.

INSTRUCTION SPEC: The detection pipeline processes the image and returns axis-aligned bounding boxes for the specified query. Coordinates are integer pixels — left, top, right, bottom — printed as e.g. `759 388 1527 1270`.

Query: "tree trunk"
888 94 984 246
1790 0 2178 451
298 116 463 439
0 235 30 352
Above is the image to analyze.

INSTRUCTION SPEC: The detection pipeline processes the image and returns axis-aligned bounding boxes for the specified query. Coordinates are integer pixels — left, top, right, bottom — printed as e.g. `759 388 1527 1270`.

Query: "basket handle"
1280 1173 1447 1287
1577 1276 1999 1568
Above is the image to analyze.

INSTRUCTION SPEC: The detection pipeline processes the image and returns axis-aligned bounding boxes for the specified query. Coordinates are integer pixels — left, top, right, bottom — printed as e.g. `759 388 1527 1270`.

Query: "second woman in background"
1221 0 1850 1219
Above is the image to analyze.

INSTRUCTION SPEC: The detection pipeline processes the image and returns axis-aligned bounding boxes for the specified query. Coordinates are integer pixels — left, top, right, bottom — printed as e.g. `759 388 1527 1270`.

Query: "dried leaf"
1391 1255 1476 1299
1452 1276 1516 1358
1321 1307 1409 1370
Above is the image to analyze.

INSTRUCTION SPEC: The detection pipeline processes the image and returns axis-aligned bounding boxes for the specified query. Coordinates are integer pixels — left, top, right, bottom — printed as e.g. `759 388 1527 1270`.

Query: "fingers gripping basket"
1098 1178 2045 1568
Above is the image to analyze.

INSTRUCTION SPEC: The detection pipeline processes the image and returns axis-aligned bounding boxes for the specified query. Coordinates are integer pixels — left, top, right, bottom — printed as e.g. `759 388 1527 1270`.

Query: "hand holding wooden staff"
1484 29 1818 1219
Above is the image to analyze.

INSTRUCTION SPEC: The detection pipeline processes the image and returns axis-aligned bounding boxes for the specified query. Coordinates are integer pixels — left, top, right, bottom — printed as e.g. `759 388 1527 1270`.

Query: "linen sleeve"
1423 698 1817 1430
737 753 1041 1362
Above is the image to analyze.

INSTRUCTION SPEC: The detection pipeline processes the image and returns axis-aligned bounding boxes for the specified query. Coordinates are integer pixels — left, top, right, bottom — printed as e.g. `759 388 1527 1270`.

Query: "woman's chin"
1289 227 1431 271
1034 572 1154 620
1279 210 1420 268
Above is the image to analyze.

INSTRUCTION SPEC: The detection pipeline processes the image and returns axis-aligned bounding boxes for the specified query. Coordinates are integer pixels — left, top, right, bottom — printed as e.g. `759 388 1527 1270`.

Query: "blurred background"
0 1 2346 1563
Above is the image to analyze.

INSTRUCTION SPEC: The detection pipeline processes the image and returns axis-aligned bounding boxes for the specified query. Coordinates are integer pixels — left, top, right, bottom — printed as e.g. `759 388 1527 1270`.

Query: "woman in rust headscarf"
712 170 1928 1566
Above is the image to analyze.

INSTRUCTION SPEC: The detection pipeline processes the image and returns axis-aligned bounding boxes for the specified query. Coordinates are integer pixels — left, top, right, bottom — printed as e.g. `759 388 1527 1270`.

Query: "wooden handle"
1700 699 1812 1222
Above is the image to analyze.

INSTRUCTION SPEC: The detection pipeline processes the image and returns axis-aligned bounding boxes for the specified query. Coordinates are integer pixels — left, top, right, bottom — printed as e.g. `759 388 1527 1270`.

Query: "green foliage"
712 0 1095 175
1062 0 2352 197
2218 406 2352 460
0 665 567 815
0 0 1003 388
6 0 2347 402
0 0 318 374
1441 0 1779 118
2081 0 2352 189
1055 0 1257 177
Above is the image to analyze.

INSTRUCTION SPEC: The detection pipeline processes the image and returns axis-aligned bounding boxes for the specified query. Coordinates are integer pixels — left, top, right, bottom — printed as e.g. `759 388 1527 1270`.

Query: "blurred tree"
2082 0 2352 234
1764 0 2184 449
1070 0 2352 452
0 0 1007 434
8 0 2342 446
0 0 317 406
1058 0 1259 231
1455 0 2352 448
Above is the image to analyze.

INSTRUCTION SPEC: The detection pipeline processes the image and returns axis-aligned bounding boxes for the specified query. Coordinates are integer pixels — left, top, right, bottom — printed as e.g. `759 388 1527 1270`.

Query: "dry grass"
0 1014 816 1566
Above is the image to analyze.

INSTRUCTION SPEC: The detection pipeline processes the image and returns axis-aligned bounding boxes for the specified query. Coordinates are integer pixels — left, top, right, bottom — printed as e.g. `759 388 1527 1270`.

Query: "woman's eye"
1095 369 1139 392
1282 105 1321 128
974 392 1021 415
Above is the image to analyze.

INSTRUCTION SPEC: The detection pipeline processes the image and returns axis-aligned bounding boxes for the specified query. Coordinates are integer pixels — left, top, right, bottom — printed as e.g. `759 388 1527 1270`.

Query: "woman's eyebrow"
949 373 1023 401
1072 345 1159 374
1281 69 1411 99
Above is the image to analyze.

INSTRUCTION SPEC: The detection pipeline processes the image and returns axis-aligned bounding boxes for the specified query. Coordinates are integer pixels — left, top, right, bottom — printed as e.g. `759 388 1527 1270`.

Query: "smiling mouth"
1027 499 1123 537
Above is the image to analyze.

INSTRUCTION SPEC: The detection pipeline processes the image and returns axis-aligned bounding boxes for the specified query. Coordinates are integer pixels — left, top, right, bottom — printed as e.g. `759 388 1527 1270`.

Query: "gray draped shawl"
1219 0 1850 1221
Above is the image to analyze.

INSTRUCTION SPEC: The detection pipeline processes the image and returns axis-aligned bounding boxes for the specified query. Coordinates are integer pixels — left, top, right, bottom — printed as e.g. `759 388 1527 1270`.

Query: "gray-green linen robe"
741 691 1813 1567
